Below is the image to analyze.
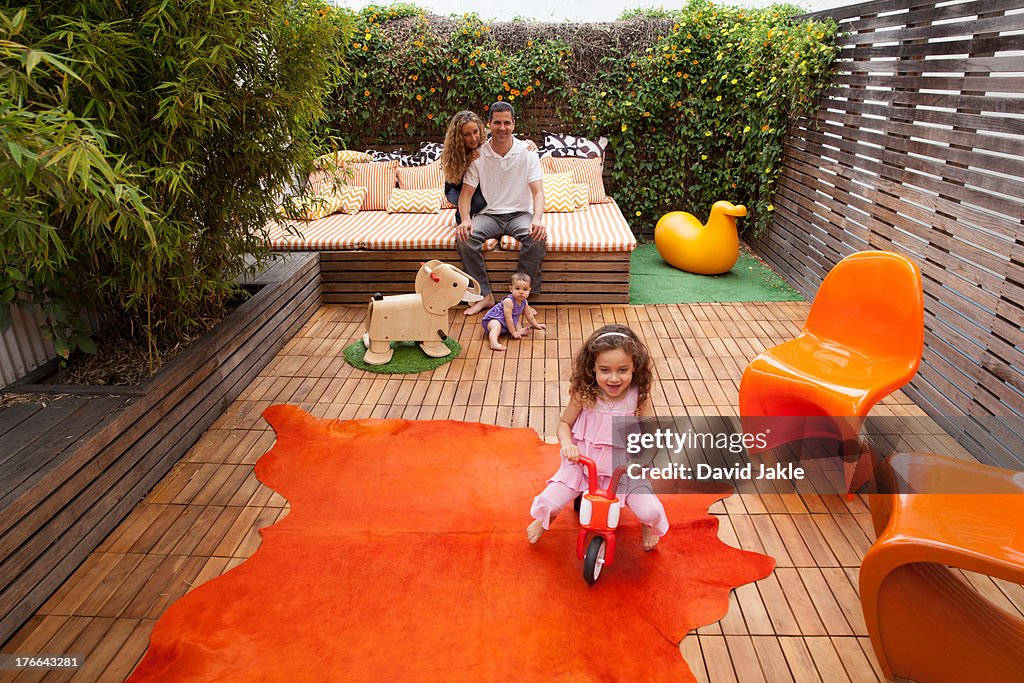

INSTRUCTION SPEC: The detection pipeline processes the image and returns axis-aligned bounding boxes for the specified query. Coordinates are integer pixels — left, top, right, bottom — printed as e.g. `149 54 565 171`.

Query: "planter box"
0 253 320 643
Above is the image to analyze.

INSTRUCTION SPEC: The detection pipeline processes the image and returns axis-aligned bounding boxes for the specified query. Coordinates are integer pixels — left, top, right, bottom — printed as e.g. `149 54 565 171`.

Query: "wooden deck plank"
3 301 1009 683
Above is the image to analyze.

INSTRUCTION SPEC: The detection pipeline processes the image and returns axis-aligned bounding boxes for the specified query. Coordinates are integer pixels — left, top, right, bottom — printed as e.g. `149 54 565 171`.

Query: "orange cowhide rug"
128 404 775 681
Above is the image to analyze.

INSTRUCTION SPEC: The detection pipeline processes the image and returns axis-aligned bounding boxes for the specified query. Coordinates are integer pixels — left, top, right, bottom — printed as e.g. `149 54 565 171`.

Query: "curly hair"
440 110 485 184
569 324 653 411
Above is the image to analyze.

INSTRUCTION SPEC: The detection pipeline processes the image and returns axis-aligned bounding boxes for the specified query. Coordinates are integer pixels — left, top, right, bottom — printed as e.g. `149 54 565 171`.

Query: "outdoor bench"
265 202 637 304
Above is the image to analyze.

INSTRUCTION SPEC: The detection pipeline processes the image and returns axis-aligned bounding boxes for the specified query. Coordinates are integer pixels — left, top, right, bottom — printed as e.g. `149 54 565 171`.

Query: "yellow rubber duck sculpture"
654 201 748 275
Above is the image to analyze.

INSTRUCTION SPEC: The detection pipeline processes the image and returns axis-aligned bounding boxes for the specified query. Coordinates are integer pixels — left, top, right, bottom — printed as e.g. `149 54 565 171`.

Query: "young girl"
527 324 669 550
481 272 545 351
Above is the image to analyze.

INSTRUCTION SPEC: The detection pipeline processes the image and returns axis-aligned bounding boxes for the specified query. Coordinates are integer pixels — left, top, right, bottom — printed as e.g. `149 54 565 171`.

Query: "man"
456 102 546 316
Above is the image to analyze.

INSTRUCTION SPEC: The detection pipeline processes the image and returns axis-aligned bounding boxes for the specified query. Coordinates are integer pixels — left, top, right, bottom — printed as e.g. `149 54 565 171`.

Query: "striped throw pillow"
396 161 444 190
387 188 442 214
540 156 608 204
345 160 400 211
542 172 576 212
573 183 589 211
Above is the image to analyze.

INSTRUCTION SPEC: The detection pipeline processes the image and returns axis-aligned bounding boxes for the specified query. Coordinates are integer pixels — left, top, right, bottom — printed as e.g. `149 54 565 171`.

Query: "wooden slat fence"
753 0 1024 468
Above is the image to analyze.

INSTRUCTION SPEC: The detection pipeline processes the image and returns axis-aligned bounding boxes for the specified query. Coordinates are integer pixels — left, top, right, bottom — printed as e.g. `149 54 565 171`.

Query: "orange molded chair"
738 250 924 493
862 451 1024 682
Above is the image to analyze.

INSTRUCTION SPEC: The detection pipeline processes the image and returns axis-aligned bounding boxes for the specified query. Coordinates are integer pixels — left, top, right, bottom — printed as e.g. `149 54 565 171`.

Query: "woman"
440 110 488 224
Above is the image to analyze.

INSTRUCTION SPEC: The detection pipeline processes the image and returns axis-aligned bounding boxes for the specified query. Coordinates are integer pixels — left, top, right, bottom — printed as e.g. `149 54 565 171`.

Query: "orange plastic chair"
738 251 924 493
862 451 1024 682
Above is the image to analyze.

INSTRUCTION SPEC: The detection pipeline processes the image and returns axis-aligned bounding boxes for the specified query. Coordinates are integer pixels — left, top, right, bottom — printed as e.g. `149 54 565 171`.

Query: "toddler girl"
481 272 544 351
527 324 669 550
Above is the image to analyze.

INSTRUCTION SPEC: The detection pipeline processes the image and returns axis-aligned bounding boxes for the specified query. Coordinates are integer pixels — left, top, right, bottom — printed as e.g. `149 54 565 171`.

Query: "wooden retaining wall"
754 0 1024 467
0 253 320 644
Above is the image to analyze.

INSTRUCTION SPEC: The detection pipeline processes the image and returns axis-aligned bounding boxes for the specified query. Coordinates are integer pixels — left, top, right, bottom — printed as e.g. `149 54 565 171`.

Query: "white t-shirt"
463 138 542 214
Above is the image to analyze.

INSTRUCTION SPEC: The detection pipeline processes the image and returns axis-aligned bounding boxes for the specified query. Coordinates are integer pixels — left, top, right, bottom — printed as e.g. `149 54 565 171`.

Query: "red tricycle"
576 456 628 584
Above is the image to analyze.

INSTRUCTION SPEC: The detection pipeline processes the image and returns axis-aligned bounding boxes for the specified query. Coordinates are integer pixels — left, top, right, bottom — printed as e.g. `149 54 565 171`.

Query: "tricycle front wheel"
583 536 607 584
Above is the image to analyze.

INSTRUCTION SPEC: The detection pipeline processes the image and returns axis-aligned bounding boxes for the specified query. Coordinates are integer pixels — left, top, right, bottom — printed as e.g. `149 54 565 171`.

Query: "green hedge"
325 1 838 238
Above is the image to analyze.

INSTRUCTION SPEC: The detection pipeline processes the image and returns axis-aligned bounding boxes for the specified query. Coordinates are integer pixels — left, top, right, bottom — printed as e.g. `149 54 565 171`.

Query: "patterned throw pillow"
387 188 443 213
541 132 608 160
407 141 444 166
345 160 400 211
573 183 589 211
315 150 371 168
368 149 410 164
332 185 368 214
396 161 444 190
540 156 608 204
277 185 367 221
542 172 576 213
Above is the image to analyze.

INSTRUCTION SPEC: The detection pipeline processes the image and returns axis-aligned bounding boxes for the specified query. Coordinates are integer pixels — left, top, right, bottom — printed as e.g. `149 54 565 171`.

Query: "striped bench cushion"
361 211 498 251
265 201 633 252
500 200 636 252
265 211 382 250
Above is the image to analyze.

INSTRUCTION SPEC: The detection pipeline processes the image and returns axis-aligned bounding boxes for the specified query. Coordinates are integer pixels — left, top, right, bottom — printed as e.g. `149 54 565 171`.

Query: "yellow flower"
621 123 628 132
701 154 708 160
676 71 682 77
731 78 738 84
421 58 427 64
353 42 361 49
743 125 750 133
765 166 772 173
715 95 722 101
705 131 712 137
416 94 423 101
364 90 370 97
767 204 774 211
534 79 540 86
635 210 642 216
364 33 371 40
662 77 668 83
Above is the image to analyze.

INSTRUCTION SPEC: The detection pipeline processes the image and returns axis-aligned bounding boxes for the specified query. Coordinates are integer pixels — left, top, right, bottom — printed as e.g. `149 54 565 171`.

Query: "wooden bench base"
317 249 630 304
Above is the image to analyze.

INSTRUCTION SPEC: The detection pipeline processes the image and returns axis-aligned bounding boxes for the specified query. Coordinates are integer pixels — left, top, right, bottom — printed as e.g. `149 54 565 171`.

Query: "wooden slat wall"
752 0 1024 468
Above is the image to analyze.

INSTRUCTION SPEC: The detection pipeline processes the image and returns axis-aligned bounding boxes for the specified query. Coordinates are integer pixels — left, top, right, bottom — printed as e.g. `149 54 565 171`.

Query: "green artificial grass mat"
343 337 462 374
630 243 804 304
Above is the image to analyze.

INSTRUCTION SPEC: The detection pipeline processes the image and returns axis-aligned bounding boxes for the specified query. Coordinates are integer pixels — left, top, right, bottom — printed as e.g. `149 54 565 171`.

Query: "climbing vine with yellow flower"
323 1 837 238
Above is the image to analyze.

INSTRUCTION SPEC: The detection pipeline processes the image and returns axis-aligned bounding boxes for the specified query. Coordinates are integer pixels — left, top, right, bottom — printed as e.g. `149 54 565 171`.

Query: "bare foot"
489 341 507 351
642 525 660 551
527 519 545 544
520 327 531 337
464 293 494 316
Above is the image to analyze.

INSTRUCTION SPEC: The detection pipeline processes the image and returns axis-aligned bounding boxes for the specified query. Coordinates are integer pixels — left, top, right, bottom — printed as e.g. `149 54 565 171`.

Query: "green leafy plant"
324 1 837 238
1 1 350 365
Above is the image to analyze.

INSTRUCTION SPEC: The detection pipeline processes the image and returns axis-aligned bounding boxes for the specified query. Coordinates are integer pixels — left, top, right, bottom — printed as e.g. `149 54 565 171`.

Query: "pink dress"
548 386 639 493
530 385 669 536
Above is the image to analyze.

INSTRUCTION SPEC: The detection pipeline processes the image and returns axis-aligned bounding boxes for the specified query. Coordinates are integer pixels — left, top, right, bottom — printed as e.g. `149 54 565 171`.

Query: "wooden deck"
2 302 1019 682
